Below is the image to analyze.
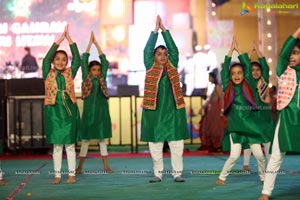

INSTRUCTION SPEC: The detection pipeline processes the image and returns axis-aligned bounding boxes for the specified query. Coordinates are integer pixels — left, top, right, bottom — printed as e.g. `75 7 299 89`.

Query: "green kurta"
81 53 112 140
42 43 81 144
221 54 270 150
276 36 300 152
141 31 189 142
251 57 275 142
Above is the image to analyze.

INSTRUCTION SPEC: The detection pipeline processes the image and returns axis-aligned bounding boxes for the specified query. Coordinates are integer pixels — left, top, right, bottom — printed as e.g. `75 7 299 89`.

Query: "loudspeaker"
7 98 49 150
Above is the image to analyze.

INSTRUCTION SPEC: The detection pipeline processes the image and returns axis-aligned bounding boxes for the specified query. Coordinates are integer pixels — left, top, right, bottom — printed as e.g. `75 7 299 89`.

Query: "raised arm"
42 44 59 79
221 56 231 92
143 16 159 70
277 26 300 76
160 16 179 66
42 27 66 79
234 38 252 85
85 32 93 53
93 32 104 56
221 37 235 92
256 42 269 81
93 33 109 78
238 53 253 86
66 25 81 77
82 32 94 80
65 24 74 45
248 41 255 58
292 26 300 39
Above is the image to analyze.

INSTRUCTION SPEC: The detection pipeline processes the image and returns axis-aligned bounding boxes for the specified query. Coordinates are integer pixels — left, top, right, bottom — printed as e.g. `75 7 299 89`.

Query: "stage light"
112 26 126 42
8 0 32 18
268 58 272 63
101 0 132 25
109 0 125 17
268 45 272 50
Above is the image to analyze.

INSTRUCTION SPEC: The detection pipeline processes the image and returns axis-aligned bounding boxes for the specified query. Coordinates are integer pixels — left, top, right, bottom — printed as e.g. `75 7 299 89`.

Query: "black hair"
229 62 244 73
271 85 277 92
251 61 262 69
154 45 168 55
52 50 68 65
295 38 300 49
88 60 101 70
209 72 218 84
24 46 30 52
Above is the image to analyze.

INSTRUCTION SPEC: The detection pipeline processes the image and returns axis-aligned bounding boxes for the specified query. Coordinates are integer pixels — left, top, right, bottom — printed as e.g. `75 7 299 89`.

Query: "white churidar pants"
262 118 285 196
149 140 184 179
79 139 108 157
219 134 265 181
53 144 76 178
243 142 271 165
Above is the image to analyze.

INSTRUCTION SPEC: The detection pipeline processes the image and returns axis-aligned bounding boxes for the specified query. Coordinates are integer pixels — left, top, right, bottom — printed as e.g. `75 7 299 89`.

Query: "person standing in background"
21 46 39 78
183 52 195 96
192 45 208 99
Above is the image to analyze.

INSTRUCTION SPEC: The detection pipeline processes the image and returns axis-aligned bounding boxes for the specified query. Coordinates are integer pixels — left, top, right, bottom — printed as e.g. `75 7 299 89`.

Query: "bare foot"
0 180 8 186
258 194 269 200
65 176 76 184
104 167 113 173
216 179 225 185
51 177 61 184
76 167 82 174
243 165 251 171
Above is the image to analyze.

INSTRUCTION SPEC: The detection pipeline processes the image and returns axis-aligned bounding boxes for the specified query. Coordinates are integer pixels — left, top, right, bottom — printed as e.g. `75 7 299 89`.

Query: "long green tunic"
221 54 270 150
141 31 189 142
245 56 275 142
276 36 300 152
81 53 112 140
42 43 81 144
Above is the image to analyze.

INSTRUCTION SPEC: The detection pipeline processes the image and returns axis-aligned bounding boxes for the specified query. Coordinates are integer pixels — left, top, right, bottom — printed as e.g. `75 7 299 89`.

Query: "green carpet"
1 155 300 200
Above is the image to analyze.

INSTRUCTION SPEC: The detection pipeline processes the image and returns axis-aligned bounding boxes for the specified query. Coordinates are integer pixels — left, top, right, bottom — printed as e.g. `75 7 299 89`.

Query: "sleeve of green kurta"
238 53 255 89
42 43 59 80
100 54 109 79
221 56 231 92
258 56 269 82
143 31 158 70
81 53 89 80
162 30 179 67
277 36 296 77
70 43 81 78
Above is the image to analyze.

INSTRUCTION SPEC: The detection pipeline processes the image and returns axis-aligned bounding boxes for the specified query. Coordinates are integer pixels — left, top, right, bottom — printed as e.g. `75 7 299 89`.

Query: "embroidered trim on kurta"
44 68 76 105
141 61 185 110
82 74 109 99
257 76 270 104
277 66 297 110
224 80 258 115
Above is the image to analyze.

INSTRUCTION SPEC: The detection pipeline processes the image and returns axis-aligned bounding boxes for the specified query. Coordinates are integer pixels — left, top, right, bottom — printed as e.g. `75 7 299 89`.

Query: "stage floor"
1 153 300 200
